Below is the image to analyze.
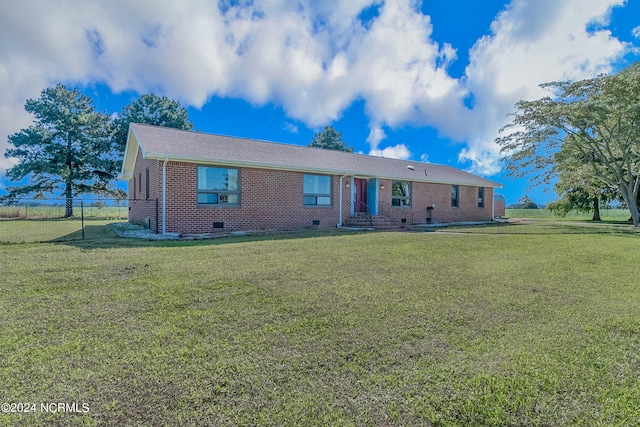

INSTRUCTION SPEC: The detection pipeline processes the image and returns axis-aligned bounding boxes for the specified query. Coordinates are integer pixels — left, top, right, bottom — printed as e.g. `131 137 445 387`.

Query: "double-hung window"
304 174 332 206
392 181 411 206
451 185 459 207
197 166 240 205
478 187 485 208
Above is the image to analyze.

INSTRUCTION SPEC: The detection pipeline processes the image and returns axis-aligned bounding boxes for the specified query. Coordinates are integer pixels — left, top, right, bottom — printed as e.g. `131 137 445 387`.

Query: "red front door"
354 178 368 212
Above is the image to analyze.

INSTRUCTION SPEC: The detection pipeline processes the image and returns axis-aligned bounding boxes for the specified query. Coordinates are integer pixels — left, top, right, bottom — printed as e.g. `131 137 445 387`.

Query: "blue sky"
1 0 639 205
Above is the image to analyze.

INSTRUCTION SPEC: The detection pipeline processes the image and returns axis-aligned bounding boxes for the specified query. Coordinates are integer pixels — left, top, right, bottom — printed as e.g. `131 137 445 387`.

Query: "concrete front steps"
342 214 405 231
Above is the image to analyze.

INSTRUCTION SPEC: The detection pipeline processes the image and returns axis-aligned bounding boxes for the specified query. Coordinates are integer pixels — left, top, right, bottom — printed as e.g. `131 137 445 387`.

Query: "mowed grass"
0 219 120 243
1 223 640 426
505 208 631 221
0 203 128 244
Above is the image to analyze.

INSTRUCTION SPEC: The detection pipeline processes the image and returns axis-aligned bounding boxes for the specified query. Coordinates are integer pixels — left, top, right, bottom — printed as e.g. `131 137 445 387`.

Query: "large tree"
112 94 193 154
497 62 640 226
546 138 618 220
308 126 353 152
3 84 115 217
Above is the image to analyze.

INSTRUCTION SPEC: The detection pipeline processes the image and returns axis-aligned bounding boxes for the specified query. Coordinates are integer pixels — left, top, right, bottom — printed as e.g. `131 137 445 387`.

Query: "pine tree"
308 126 353 152
3 84 115 217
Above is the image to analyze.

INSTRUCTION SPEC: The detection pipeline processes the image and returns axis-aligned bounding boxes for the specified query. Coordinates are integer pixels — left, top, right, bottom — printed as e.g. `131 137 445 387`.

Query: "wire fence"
0 198 155 243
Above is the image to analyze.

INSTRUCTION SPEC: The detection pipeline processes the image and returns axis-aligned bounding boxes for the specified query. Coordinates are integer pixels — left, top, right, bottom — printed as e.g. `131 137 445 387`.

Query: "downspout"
492 189 495 220
162 156 168 234
338 175 348 227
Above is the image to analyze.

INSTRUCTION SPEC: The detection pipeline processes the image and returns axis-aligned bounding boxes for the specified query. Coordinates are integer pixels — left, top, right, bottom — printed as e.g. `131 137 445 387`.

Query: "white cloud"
369 144 411 160
0 0 465 168
633 26 640 39
366 124 410 159
459 0 627 174
367 125 411 160
347 0 468 134
283 122 299 133
366 126 387 147
0 0 632 176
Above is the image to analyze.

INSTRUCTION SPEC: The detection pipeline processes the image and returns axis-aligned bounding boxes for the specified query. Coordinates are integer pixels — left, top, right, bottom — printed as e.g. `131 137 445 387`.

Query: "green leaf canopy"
112 94 193 153
3 84 116 215
308 126 354 152
496 62 640 226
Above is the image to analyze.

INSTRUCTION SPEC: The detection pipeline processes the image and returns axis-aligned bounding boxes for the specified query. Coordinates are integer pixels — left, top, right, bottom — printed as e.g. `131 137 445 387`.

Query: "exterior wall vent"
312 220 320 226
213 222 224 229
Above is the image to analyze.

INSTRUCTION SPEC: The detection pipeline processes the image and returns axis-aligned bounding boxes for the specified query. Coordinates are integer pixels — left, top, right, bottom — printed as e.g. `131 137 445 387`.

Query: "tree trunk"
64 181 73 218
633 203 640 227
619 183 640 227
64 137 73 218
591 197 601 221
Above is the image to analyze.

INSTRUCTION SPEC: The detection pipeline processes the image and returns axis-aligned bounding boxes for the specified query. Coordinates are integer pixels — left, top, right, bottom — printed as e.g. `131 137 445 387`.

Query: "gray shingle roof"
122 123 501 187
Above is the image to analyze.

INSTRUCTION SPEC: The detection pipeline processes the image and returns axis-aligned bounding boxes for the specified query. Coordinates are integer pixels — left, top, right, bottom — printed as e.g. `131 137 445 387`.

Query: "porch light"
380 184 385 190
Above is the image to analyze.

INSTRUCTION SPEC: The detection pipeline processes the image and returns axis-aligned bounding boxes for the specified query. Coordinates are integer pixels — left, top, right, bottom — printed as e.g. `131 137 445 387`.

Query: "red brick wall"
127 150 161 232
128 157 496 233
378 179 494 224
163 162 349 234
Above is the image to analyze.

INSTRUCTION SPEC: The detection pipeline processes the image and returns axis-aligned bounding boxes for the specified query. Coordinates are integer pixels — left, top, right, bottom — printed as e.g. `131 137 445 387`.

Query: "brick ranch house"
120 124 502 235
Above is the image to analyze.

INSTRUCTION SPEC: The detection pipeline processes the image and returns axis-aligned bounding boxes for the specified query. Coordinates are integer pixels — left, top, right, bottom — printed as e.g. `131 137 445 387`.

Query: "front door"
354 178 368 212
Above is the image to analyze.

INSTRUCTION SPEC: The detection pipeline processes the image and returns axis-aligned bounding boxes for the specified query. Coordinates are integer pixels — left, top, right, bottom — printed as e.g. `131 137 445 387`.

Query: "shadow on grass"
52 225 375 250
549 222 639 236
441 218 639 237
21 218 637 250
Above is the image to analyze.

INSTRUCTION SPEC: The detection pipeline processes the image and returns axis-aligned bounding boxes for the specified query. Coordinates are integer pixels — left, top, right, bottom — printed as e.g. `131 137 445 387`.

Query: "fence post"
81 200 85 239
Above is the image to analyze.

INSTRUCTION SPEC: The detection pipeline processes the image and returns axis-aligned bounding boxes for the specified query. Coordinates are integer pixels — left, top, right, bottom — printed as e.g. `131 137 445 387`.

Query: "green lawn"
505 208 631 221
0 219 120 243
1 222 639 426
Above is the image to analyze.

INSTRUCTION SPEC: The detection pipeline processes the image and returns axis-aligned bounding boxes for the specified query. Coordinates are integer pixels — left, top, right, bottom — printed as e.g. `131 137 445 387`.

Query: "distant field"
0 219 120 243
1 221 639 426
505 208 630 221
0 204 127 220
0 202 128 243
